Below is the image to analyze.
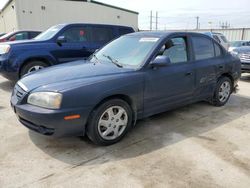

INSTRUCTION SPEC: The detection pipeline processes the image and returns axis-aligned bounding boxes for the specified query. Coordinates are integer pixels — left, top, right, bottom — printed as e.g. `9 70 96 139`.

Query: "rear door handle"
218 65 224 70
185 72 193 76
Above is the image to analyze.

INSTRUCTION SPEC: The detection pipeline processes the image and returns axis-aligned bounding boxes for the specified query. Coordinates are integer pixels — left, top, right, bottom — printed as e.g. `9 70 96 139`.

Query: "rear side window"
214 43 222 57
29 32 40 39
91 27 114 43
243 41 250 46
192 36 215 60
61 27 90 43
118 28 133 36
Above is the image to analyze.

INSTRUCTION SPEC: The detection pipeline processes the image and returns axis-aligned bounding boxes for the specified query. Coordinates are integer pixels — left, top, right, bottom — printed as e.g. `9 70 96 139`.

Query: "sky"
0 0 250 30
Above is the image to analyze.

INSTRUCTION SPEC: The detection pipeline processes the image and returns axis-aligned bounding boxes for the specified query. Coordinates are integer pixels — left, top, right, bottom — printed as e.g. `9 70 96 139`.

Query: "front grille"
239 53 250 63
13 84 26 101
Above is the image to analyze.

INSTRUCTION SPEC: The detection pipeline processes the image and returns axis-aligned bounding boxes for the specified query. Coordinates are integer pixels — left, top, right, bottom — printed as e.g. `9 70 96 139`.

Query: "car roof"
126 31 209 38
57 23 134 29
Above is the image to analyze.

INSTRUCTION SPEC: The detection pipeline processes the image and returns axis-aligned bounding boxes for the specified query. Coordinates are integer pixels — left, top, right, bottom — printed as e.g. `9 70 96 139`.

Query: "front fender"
58 73 144 117
10 50 57 73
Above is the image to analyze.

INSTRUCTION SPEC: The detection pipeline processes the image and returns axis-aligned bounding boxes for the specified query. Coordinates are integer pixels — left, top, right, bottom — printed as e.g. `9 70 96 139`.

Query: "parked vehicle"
204 32 230 50
0 33 6 37
0 30 41 42
229 40 250 52
0 23 134 80
11 32 241 145
231 46 250 73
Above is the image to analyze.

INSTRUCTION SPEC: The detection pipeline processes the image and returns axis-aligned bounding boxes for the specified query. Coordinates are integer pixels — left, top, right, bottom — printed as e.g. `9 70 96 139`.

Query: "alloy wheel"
218 81 231 103
97 106 128 140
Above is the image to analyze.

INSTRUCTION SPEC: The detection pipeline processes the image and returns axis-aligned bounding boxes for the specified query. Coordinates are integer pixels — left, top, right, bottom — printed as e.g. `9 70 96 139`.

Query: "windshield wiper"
102 54 123 68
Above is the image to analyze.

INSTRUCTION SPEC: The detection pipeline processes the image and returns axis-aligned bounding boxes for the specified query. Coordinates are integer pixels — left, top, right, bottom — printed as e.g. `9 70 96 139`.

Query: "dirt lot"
0 74 250 188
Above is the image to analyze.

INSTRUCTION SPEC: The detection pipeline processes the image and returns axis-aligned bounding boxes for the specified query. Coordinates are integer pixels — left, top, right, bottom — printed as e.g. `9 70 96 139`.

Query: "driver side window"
61 27 90 43
159 37 188 64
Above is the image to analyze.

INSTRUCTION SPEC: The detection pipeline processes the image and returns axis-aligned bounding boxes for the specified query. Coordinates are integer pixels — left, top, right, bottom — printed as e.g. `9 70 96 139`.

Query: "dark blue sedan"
11 32 241 145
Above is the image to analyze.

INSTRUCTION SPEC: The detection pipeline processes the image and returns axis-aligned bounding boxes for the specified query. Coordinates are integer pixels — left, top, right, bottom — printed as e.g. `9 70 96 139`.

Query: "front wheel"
87 99 133 146
20 61 48 78
212 77 232 106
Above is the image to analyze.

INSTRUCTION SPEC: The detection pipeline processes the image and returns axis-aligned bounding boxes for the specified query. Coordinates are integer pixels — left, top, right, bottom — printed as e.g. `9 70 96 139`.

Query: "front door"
52 26 92 63
144 35 195 116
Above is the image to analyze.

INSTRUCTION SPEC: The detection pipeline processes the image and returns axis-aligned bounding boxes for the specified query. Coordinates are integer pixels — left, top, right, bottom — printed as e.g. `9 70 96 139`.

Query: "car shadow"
0 79 15 92
240 73 250 82
29 94 250 167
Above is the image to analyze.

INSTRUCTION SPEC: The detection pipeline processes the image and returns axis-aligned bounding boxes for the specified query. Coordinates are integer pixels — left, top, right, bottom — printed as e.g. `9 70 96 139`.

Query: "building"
0 0 138 33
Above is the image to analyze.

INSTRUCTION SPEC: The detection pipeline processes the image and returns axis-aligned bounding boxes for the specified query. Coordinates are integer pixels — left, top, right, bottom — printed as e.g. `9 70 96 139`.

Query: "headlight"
0 44 10 55
27 92 62 109
230 51 239 57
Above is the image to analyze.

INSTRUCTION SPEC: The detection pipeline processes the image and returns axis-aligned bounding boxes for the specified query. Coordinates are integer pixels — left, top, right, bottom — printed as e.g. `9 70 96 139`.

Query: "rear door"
89 26 115 51
191 35 225 99
52 26 92 63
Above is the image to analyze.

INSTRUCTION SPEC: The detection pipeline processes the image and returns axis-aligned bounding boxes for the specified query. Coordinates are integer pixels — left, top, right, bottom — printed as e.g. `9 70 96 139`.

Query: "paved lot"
0 74 250 188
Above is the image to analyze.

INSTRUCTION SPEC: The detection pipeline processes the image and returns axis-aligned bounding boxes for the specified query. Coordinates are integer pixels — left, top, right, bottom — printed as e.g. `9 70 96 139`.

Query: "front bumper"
0 55 18 80
11 99 92 137
241 62 250 73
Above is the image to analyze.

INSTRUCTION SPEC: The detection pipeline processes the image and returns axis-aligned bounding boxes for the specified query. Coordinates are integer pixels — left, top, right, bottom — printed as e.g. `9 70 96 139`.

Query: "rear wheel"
20 61 48 77
87 99 133 146
212 77 232 106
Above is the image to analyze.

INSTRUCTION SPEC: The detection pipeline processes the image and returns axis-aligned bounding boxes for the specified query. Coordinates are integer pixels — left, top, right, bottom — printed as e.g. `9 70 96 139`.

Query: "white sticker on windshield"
139 38 159 42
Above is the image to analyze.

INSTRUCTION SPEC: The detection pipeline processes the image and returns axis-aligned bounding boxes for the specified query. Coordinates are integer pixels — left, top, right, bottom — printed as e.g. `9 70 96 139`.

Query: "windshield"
34 25 64 40
91 36 159 68
230 41 242 47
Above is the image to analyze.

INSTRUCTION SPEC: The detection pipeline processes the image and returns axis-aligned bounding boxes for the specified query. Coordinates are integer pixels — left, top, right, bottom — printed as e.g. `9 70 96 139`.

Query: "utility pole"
156 11 158 30
195 16 199 30
150 11 153 31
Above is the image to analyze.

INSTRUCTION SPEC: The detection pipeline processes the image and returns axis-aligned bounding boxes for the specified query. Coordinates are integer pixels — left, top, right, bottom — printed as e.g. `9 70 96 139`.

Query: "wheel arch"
218 72 234 86
88 94 137 129
18 57 53 78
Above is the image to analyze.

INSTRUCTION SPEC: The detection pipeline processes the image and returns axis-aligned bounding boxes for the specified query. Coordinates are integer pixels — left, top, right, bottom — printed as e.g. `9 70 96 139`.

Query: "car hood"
2 39 45 46
233 46 250 53
19 60 134 92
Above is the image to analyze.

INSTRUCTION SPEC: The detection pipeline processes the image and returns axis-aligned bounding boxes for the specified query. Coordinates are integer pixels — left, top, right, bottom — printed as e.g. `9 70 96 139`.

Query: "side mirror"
57 36 66 45
150 56 171 67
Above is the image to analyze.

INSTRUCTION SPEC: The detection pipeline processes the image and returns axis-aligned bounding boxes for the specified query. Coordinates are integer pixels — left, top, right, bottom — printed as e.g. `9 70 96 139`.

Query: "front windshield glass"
91 36 159 68
230 41 242 47
34 25 64 40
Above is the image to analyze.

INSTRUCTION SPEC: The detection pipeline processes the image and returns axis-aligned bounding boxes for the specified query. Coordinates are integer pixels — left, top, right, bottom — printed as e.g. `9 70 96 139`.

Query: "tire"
20 61 48 78
87 99 133 146
212 77 232 106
